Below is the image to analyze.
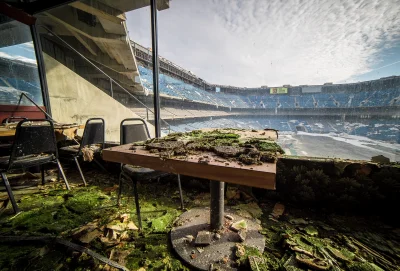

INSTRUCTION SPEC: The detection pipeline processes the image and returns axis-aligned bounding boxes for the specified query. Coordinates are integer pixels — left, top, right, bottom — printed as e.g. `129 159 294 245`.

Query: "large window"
0 13 42 106
127 1 400 162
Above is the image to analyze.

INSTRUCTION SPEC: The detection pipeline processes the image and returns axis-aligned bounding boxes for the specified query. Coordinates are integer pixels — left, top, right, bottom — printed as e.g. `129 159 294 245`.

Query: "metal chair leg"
117 171 124 206
56 159 70 190
177 174 184 210
1 172 20 214
74 157 87 186
132 178 142 230
41 165 45 185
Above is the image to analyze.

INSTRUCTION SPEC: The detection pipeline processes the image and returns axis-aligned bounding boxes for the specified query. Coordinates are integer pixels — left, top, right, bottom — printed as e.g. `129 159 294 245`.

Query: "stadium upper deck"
137 65 400 110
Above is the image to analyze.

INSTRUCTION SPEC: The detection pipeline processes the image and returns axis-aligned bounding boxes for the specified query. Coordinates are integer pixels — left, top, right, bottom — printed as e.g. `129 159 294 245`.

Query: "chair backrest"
80 118 105 151
120 118 150 145
9 119 58 168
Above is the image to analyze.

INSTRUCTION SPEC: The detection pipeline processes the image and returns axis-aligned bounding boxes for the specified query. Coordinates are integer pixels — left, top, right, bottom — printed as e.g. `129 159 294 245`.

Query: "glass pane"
0 14 42 105
128 1 399 162
36 2 155 140
127 9 156 136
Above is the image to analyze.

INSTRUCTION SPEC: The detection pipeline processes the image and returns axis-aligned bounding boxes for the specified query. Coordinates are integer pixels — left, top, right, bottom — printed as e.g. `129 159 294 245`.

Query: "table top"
102 129 278 190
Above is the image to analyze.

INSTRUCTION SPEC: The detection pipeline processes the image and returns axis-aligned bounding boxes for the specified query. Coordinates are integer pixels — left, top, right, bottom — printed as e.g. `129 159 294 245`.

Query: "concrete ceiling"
36 0 169 91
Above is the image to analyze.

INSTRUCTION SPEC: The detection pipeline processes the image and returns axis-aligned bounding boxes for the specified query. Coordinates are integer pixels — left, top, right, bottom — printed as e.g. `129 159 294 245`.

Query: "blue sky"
127 0 400 87
0 42 37 65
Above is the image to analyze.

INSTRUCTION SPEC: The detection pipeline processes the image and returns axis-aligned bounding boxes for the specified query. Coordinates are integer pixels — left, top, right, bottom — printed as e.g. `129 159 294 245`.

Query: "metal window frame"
31 23 52 117
0 4 51 118
150 0 161 138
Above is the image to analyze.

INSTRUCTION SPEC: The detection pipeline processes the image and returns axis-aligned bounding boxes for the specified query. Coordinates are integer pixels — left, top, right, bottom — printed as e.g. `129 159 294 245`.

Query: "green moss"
347 262 385 271
233 202 263 219
125 235 189 271
289 233 328 253
304 225 318 236
132 129 284 165
256 141 285 154
235 244 280 271
235 244 262 263
65 188 111 214
149 209 180 233
326 246 353 262
0 245 39 269
339 247 355 261
0 186 116 235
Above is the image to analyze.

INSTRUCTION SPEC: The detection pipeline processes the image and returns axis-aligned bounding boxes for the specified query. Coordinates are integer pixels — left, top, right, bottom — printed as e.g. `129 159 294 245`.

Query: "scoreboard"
270 87 288 94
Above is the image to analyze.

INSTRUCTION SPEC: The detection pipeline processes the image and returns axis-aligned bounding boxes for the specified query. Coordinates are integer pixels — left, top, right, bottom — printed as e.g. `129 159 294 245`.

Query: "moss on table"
132 128 284 165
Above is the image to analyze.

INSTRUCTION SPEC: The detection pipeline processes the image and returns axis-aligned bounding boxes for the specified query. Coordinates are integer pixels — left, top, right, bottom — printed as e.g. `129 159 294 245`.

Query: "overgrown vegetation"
256 158 400 225
0 152 399 270
132 128 284 164
0 173 189 271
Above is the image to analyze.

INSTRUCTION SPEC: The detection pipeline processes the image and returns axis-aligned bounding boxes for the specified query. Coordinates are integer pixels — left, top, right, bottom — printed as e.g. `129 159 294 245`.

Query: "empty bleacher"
168 116 400 143
138 65 400 110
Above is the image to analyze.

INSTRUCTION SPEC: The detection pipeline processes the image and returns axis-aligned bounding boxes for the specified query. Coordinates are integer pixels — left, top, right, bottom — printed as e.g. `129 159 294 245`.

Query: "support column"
210 180 224 230
150 0 161 138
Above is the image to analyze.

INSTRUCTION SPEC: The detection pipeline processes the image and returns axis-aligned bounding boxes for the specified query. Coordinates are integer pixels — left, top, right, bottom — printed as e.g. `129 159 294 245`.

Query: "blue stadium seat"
138 65 400 111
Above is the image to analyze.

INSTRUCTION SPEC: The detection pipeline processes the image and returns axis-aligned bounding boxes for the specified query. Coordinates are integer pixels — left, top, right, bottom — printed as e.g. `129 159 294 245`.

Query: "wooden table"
102 145 276 190
102 129 277 230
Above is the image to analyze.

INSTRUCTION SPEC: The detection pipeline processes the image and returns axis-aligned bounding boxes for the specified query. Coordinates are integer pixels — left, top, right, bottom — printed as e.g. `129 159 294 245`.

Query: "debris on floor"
195 230 212 246
270 202 285 220
0 166 399 271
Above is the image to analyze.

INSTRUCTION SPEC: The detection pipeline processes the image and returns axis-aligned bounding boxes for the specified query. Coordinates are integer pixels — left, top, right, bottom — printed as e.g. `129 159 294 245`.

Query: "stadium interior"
0 0 399 270
1 0 398 161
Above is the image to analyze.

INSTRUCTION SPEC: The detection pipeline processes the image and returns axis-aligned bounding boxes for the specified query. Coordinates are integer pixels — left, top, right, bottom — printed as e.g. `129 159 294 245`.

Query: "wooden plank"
102 144 276 190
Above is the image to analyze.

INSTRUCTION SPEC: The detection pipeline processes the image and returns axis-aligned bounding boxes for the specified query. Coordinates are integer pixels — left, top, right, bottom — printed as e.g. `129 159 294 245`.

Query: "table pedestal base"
170 208 265 271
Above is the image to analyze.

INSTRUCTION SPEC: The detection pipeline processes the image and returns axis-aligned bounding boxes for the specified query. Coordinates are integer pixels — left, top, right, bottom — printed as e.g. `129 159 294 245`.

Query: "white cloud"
126 0 400 87
0 51 37 65
21 42 34 48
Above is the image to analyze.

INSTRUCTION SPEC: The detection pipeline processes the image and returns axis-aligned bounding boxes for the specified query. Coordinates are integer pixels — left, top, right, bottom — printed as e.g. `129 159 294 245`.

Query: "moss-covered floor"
0 164 399 271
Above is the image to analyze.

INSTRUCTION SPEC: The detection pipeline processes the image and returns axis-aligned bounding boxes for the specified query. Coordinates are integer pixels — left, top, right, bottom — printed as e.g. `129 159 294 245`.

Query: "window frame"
0 3 51 117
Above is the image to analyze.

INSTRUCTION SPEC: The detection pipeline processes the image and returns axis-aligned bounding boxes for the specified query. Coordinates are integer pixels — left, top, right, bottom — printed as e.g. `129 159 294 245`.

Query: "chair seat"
122 165 169 180
0 154 56 170
59 144 101 156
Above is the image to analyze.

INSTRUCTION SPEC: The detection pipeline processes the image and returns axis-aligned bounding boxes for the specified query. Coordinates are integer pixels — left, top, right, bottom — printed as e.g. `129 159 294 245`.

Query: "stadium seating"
138 65 400 110
168 116 399 143
0 77 41 104
0 77 40 92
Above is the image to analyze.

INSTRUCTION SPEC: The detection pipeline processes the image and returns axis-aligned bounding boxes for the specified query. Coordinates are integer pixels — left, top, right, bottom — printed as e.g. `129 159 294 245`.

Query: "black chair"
0 119 69 213
0 117 28 156
116 118 184 229
59 118 105 186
